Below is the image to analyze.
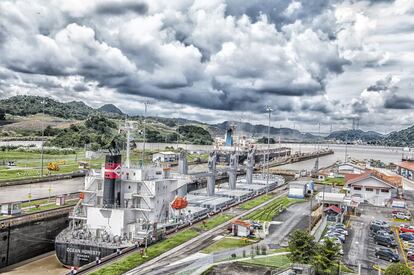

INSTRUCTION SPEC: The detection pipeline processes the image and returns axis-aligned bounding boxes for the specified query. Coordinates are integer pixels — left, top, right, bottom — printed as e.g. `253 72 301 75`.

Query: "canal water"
1 253 66 275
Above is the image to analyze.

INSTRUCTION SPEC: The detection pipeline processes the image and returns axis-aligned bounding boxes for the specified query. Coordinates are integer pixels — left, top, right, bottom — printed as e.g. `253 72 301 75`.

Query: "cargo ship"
55 123 285 268
54 121 194 268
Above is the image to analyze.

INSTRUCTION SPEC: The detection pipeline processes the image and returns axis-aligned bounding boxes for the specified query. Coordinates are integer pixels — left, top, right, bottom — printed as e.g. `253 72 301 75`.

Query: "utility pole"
40 99 45 177
318 123 325 214
141 101 149 167
345 132 348 163
308 191 313 232
265 106 272 194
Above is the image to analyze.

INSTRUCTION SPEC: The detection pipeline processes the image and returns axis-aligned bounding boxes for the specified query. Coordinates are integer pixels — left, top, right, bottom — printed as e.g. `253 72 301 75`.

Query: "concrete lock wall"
0 214 69 268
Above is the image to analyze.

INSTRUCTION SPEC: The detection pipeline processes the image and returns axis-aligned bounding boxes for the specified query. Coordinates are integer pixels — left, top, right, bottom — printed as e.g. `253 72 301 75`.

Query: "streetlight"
265 106 273 194
40 99 45 177
141 101 150 167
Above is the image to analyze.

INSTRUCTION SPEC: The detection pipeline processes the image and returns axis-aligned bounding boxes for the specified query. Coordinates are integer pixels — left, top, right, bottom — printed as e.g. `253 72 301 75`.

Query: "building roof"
324 205 342 214
344 171 371 182
232 219 252 227
337 162 365 170
316 192 345 203
346 170 402 189
154 151 177 155
397 161 414 171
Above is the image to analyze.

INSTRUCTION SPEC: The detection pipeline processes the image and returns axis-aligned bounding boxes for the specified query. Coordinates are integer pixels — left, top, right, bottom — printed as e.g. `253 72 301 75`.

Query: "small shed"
1 202 21 215
231 220 253 237
152 152 178 163
288 181 307 199
324 205 342 222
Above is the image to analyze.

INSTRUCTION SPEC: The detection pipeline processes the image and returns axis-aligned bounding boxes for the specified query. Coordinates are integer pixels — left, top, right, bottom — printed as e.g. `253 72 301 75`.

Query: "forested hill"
0 95 124 119
326 129 384 143
383 125 414 147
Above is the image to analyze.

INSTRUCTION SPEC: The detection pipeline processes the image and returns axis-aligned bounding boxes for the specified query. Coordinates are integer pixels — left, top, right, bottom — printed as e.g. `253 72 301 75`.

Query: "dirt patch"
205 262 276 275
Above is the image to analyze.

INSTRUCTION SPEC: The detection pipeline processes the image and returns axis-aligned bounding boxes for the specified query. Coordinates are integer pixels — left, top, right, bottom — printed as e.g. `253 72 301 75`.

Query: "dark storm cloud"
352 100 369 113
73 83 89 92
367 76 392 91
95 1 148 16
384 94 414 109
226 0 330 27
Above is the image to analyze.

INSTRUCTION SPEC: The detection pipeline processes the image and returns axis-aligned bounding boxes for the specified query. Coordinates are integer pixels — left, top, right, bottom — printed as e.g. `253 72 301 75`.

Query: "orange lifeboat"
171 197 188 210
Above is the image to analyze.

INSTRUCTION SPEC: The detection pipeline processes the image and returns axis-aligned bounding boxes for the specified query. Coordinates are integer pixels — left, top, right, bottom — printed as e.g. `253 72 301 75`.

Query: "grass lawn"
242 254 291 268
239 194 274 210
320 177 345 186
25 200 77 213
202 238 253 254
243 196 304 222
90 229 199 275
21 198 49 208
195 214 234 230
0 150 103 180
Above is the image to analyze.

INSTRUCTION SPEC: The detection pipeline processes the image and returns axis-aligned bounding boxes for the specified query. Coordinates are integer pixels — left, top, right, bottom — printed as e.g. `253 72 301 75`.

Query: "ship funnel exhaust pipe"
103 154 122 207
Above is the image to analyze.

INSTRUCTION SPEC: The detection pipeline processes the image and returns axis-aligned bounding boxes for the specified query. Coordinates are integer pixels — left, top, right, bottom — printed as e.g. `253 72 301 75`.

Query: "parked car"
372 220 390 227
375 230 394 239
326 233 345 243
374 235 397 248
328 228 349 236
392 209 411 216
402 241 414 251
399 225 414 234
251 222 262 229
320 237 344 255
328 223 346 229
406 250 414 261
375 248 400 262
400 233 414 242
370 223 392 234
393 212 411 220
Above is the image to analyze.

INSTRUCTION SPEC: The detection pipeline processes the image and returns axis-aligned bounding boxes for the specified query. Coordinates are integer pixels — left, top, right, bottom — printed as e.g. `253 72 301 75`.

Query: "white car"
394 213 411 220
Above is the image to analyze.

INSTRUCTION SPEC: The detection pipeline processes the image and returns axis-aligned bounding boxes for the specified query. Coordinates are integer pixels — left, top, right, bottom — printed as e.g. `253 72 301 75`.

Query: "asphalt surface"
266 200 310 247
344 204 406 274
0 177 84 203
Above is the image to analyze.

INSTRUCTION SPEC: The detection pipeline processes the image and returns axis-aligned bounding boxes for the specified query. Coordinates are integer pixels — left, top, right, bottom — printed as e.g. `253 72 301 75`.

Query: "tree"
257 136 276 144
313 238 341 274
288 230 317 264
385 263 411 275
0 108 5 120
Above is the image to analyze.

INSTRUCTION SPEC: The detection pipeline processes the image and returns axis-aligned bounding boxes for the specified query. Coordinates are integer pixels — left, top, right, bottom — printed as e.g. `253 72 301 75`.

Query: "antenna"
141 101 150 167
123 117 133 168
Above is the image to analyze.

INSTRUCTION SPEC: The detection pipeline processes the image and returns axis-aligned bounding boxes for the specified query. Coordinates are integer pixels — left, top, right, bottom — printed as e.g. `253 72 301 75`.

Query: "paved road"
0 177 84 203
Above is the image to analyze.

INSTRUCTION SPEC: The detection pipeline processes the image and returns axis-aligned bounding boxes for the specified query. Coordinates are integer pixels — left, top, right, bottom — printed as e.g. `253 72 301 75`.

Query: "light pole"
40 99 45 177
265 106 273 194
141 101 149 167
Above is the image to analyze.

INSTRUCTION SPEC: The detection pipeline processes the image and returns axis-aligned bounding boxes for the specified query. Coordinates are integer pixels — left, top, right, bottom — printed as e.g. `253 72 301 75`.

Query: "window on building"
381 189 389 193
366 188 374 192
353 187 362 191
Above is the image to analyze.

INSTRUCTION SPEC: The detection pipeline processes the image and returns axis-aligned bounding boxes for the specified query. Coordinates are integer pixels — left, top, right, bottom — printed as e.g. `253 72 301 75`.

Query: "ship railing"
70 198 87 220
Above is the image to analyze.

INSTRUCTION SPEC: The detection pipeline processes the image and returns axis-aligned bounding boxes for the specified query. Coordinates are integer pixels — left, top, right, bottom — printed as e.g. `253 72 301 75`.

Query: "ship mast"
123 118 133 168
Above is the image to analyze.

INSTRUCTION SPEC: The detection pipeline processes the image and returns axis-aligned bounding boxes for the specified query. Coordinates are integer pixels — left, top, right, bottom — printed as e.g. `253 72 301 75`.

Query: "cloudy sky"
0 0 413 133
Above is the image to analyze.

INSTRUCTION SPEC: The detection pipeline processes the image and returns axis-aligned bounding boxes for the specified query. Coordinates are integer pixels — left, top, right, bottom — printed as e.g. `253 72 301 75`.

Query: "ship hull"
55 240 120 267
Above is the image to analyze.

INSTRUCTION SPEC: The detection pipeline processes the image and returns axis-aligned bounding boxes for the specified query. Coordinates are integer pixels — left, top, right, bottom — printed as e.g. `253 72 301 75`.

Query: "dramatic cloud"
0 0 413 133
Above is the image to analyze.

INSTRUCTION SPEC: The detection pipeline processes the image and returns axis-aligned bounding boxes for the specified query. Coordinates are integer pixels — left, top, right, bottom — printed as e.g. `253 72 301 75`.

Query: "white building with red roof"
346 170 402 207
